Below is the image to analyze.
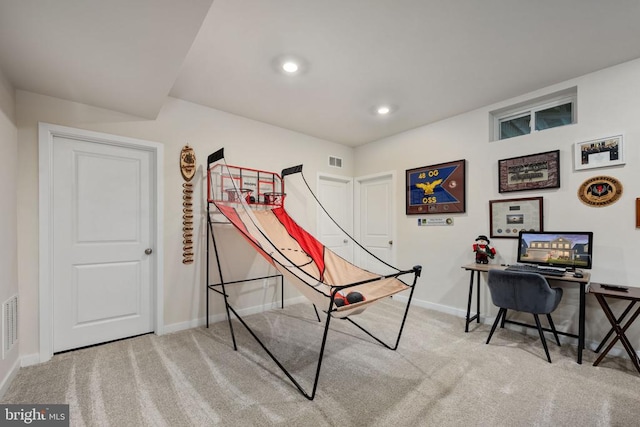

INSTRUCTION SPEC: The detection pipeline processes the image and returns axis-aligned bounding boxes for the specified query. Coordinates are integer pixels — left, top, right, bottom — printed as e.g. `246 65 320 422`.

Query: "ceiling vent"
329 156 343 168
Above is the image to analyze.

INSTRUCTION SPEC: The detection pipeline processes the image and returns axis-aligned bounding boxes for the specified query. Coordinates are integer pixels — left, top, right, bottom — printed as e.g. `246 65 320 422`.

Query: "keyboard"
505 264 566 277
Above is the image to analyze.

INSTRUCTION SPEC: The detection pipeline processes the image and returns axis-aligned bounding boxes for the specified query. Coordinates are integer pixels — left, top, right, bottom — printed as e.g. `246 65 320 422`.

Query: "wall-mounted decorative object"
180 145 196 264
417 217 454 226
489 197 543 239
577 175 622 207
498 150 560 193
574 135 624 171
180 145 196 181
406 159 466 214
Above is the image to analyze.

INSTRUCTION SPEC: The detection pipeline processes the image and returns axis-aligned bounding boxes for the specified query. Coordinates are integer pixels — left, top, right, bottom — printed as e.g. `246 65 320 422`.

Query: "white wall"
355 58 640 349
0 68 19 392
14 58 640 363
16 92 354 359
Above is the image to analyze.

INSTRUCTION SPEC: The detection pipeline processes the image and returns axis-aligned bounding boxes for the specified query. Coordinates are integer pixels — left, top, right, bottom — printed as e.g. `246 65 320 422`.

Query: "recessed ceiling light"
377 106 391 115
273 55 308 76
372 104 397 116
282 61 299 73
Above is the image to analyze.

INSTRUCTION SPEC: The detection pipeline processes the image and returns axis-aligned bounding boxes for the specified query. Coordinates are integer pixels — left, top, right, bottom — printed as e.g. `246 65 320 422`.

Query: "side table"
589 282 640 374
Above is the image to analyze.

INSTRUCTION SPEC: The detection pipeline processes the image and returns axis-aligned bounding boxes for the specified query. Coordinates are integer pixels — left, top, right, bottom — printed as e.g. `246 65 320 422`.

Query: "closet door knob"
145 248 153 255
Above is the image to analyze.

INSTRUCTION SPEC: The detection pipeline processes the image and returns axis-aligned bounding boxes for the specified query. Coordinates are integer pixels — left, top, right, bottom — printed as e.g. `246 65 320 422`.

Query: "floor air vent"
3 295 17 359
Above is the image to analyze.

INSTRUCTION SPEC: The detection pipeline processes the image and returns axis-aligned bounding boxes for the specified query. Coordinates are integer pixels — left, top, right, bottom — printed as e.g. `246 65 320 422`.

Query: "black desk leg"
476 272 480 324
465 271 480 332
578 283 586 364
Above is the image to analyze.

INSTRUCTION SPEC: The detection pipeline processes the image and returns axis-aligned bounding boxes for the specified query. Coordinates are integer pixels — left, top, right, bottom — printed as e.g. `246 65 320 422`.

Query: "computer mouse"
573 272 584 278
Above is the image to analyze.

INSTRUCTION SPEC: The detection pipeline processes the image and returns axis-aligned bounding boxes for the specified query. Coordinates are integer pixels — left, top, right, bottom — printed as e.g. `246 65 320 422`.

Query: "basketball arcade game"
205 148 422 400
205 150 286 349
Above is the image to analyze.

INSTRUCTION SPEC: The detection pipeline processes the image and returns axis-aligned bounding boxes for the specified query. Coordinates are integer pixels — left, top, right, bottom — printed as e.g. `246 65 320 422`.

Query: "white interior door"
317 174 353 262
52 136 154 352
356 173 395 274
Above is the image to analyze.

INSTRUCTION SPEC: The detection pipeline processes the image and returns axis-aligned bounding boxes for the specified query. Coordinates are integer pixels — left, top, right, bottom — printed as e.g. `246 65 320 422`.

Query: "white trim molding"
354 170 397 267
38 123 164 363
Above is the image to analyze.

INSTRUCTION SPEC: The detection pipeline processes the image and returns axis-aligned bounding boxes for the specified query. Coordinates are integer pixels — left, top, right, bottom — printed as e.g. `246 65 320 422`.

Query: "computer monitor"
516 231 593 270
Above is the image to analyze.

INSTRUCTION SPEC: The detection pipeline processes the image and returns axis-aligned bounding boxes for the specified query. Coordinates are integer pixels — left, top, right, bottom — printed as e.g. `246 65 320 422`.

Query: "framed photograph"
574 135 624 171
406 159 466 215
489 197 543 239
498 150 560 193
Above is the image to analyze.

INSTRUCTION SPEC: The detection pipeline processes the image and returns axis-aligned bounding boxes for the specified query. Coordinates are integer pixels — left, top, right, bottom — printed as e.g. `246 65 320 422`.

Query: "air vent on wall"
3 295 17 359
329 156 343 168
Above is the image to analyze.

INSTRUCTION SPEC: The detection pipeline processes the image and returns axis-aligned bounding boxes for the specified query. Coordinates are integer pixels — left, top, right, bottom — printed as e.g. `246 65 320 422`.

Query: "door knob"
388 240 393 245
145 248 153 255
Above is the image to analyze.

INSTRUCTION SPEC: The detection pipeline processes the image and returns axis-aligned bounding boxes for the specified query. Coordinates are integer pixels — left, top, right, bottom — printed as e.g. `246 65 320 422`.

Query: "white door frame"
317 172 354 260
354 170 397 267
38 123 164 363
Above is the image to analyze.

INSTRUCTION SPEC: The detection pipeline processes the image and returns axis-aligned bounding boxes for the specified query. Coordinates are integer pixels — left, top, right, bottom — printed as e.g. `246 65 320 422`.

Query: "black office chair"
486 269 563 363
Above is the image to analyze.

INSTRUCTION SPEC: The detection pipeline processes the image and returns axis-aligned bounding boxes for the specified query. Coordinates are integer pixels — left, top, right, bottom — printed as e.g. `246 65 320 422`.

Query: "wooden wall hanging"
180 145 196 264
577 175 622 207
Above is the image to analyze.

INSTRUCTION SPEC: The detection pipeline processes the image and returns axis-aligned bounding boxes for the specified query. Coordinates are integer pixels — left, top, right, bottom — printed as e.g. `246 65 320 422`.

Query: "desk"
589 283 640 374
461 263 591 364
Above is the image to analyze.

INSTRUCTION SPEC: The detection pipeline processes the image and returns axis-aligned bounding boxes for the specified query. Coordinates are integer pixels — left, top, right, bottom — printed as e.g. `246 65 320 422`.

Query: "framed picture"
498 150 560 193
489 197 543 239
574 135 624 171
406 159 466 214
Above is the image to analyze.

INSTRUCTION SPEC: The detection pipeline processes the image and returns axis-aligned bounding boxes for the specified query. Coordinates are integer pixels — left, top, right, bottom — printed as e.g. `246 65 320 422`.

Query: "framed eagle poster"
406 159 466 215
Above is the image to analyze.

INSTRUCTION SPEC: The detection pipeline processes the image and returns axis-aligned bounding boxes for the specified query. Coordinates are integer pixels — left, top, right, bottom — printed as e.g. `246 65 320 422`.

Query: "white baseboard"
394 294 469 318
394 294 640 360
20 353 40 367
0 357 21 399
17 295 640 369
163 296 307 334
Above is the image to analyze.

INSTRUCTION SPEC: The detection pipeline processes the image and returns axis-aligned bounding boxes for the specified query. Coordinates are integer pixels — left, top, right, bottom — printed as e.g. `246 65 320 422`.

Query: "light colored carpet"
3 299 639 426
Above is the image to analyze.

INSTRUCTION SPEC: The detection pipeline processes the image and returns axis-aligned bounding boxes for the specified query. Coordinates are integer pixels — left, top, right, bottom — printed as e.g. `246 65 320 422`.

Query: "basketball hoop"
225 188 254 203
264 192 286 206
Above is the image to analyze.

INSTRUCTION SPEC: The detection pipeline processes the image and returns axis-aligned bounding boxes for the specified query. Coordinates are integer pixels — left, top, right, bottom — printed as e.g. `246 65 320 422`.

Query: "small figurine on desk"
473 235 496 264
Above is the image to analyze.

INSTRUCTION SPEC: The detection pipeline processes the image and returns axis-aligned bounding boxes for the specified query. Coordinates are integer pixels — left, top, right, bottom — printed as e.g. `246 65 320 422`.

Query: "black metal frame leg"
465 271 481 332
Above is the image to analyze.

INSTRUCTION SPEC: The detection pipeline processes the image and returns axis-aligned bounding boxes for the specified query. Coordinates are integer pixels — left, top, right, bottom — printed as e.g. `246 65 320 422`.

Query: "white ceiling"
2 0 640 146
